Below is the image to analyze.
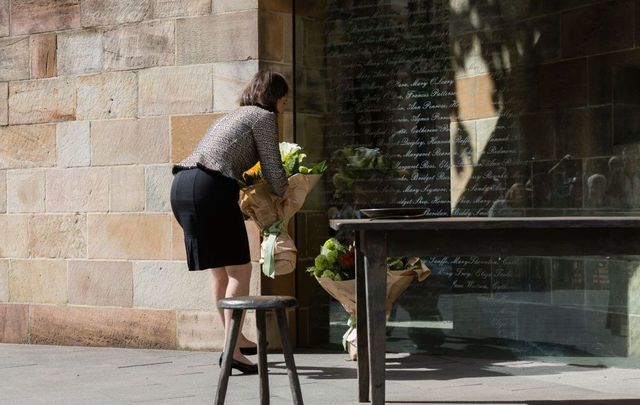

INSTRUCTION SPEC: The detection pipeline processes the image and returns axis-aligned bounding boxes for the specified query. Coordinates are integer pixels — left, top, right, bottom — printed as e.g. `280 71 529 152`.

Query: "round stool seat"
217 295 298 310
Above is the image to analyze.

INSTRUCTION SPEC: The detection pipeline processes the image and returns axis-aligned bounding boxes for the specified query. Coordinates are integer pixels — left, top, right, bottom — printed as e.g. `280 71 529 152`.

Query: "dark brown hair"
239 70 289 113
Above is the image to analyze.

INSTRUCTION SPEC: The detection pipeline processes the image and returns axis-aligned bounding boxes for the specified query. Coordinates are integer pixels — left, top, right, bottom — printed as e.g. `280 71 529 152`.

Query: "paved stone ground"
1 344 640 404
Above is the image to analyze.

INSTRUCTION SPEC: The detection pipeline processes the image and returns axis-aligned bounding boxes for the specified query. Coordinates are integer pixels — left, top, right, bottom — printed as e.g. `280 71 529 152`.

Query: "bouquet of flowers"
331 146 390 201
239 142 327 278
307 238 430 359
240 142 327 187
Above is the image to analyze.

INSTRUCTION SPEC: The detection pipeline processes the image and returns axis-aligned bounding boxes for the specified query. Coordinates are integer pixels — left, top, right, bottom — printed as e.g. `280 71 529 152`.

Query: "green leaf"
309 160 328 174
321 270 335 279
314 255 330 270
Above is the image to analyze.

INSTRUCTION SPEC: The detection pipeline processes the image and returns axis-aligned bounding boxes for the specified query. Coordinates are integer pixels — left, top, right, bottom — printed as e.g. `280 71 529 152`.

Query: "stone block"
295 68 325 113
91 118 170 165
138 65 213 116
0 170 5 213
28 214 86 258
29 33 56 79
214 0 258 13
110 166 145 212
556 107 613 158
246 220 261 261
176 12 258 65
613 65 640 105
133 261 212 310
631 314 640 357
11 0 80 36
81 0 152 27
145 165 172 212
453 34 489 79
519 113 556 161
455 74 497 121
0 259 8 301
171 216 186 260
0 0 7 37
30 304 176 349
520 15 560 65
588 49 640 105
260 0 292 12
77 71 137 120
259 61 292 95
7 169 45 213
300 19 324 67
57 30 102 76
68 260 133 307
630 268 640 356
0 124 56 169
476 116 508 162
46 167 109 212
170 113 221 163
300 210 329 258
281 111 293 141
103 20 174 71
0 82 7 126
588 106 614 156
293 2 326 18
259 11 283 61
9 77 76 125
153 0 210 18
536 59 588 110
562 0 634 58
9 259 67 304
56 121 90 168
0 215 29 258
212 60 258 111
0 37 29 81
0 304 29 343
283 14 292 63
614 104 640 145
177 310 223 350
87 213 172 260
296 114 323 161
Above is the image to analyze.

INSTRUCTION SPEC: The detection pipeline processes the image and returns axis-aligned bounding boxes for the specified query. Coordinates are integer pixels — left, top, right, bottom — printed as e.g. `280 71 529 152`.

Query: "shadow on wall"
450 0 640 216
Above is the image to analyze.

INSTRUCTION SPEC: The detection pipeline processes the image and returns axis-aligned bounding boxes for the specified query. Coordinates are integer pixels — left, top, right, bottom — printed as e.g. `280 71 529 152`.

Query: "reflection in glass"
294 0 640 366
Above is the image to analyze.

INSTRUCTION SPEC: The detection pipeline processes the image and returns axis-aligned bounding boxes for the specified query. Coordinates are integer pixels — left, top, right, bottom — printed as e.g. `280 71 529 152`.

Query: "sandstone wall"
0 0 293 350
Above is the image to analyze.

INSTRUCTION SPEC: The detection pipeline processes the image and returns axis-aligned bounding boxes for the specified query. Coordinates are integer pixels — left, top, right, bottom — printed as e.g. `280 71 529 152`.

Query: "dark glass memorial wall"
293 0 640 365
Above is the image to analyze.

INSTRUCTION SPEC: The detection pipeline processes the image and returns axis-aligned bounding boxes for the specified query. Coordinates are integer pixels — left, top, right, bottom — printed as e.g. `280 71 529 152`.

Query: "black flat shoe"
218 353 258 375
230 359 258 375
240 346 257 356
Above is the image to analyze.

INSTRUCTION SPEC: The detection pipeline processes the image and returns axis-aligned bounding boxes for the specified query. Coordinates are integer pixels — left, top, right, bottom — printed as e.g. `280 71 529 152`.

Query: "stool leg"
256 310 269 405
215 309 243 405
275 308 303 405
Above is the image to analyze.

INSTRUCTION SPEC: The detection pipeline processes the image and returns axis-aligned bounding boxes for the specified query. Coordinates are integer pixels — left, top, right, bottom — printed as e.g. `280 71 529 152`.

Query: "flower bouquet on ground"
239 142 327 278
307 238 431 360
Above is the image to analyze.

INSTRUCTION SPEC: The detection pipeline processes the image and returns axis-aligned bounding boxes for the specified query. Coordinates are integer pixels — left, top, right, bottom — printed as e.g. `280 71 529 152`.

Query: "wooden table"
329 216 640 404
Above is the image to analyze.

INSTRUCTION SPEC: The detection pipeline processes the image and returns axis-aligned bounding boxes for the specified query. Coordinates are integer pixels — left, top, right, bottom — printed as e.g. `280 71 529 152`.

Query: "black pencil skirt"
170 167 250 271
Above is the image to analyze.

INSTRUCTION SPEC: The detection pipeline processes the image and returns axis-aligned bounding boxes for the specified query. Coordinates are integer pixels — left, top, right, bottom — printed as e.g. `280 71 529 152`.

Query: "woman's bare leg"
224 262 253 364
210 267 228 326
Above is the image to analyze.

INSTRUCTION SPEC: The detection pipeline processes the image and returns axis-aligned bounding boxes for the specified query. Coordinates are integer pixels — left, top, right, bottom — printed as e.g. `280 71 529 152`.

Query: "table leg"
355 231 369 402
364 232 387 405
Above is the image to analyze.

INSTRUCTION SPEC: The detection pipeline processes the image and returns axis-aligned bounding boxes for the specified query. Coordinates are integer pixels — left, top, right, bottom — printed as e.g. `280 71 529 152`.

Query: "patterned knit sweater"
173 105 288 197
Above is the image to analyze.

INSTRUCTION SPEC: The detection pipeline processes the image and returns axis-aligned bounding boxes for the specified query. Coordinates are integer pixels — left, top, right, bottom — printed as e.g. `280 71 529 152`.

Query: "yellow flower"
246 162 262 177
242 162 263 185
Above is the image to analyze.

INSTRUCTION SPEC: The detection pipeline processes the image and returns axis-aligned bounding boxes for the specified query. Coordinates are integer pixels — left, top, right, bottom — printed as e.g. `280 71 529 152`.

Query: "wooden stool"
215 295 303 405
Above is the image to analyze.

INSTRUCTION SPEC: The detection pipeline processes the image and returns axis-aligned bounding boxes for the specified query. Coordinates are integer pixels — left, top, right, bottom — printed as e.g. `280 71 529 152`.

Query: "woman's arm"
252 112 289 197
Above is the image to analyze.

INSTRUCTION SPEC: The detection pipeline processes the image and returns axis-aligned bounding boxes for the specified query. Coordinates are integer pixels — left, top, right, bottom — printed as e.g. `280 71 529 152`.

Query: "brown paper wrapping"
239 173 321 276
316 259 430 360
316 259 430 319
